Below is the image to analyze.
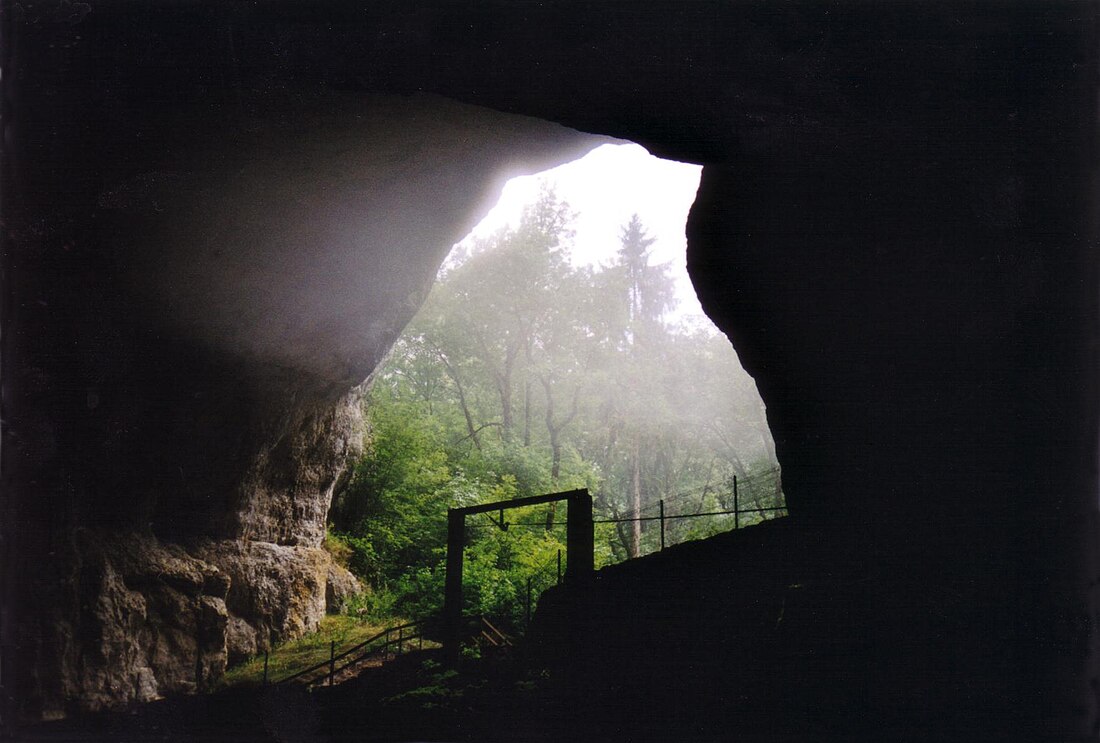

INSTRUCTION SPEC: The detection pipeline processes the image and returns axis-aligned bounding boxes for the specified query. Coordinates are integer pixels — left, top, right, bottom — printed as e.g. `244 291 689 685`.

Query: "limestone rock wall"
195 540 337 665
35 531 229 716
3 35 605 715
228 393 363 547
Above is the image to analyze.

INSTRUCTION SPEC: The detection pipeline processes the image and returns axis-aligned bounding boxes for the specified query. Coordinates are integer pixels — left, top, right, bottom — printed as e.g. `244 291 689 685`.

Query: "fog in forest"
327 147 784 628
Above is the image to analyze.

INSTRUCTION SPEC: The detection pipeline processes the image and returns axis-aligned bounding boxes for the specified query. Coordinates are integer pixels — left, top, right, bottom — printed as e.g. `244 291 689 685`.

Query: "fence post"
556 549 562 585
526 577 532 627
398 626 404 655
329 641 335 686
659 499 665 550
733 475 739 530
564 489 594 584
443 508 466 666
262 651 269 686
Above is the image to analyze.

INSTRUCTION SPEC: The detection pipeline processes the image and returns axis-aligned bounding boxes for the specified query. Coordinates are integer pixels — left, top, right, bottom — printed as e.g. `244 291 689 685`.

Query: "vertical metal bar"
734 475 739 530
660 499 665 550
557 549 562 585
328 641 335 686
443 509 466 666
565 489 594 583
526 577 532 627
398 626 403 654
262 651 269 686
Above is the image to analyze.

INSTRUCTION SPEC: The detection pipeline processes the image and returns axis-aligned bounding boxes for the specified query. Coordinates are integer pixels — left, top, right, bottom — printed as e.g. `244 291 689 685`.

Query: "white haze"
456 143 707 326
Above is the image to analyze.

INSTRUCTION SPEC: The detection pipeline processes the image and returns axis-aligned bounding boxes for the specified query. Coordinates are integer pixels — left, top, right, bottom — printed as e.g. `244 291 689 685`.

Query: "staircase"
274 618 432 688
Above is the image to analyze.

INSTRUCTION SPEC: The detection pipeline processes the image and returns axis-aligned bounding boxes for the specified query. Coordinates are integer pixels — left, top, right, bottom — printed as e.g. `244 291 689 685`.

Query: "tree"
616 214 676 347
332 189 783 625
603 215 679 555
426 186 576 443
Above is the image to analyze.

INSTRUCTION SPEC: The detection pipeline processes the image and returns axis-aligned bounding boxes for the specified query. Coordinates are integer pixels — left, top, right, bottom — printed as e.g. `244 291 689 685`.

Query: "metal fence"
270 617 430 687
597 469 787 556
468 468 786 563
262 470 785 686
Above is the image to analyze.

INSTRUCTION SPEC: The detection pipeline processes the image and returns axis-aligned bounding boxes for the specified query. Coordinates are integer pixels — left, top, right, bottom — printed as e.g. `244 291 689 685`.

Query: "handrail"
274 617 431 685
479 616 511 646
268 483 785 684
271 612 511 687
324 629 422 682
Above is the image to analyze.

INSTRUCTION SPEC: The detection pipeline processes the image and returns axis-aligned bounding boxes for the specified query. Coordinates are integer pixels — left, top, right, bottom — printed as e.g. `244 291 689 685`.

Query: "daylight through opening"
328 143 785 634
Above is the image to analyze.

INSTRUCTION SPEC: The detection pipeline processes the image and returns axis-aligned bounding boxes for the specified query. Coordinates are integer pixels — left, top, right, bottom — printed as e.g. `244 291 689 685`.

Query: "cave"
2 2 1097 740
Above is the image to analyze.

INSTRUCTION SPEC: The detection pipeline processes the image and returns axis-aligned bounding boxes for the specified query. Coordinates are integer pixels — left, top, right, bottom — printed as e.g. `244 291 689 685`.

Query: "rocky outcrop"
326 564 363 615
42 531 229 716
3 60 604 715
195 540 353 664
228 394 363 547
27 528 364 715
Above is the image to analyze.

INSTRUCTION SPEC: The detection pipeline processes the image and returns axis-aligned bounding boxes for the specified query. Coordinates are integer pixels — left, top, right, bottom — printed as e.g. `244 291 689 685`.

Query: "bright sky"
455 143 706 324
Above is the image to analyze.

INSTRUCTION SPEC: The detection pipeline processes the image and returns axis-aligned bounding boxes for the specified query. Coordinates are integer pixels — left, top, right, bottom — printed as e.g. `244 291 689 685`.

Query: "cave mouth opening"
326 142 784 630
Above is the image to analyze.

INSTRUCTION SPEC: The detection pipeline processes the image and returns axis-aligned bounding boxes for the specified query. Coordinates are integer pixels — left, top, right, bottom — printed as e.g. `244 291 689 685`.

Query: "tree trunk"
523 379 532 447
614 520 632 560
550 429 562 482
543 378 560 530
539 376 580 531
545 500 557 531
455 379 480 450
439 352 481 450
630 436 642 558
498 373 513 437
544 432 563 530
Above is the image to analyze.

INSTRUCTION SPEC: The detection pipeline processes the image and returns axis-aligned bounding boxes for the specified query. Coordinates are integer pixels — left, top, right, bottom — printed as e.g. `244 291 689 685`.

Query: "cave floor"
17 646 1030 743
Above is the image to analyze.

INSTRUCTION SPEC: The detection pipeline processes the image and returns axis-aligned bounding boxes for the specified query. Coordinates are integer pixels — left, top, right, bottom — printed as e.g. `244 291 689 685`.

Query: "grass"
220 615 394 689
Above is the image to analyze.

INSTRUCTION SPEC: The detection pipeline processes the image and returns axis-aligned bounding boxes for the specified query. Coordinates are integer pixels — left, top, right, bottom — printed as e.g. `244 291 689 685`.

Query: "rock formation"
35 530 230 712
3 67 606 716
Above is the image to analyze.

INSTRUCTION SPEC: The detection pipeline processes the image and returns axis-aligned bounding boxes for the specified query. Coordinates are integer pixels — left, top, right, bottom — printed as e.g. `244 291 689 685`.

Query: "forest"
327 187 784 630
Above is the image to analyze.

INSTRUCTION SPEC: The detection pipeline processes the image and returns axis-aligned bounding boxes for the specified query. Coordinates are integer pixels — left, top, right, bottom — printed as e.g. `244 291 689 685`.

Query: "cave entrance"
330 142 784 635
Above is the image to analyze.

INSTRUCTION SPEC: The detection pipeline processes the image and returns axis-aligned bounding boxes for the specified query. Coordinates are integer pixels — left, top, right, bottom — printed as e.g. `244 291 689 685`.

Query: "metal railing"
263 473 784 685
468 470 786 563
271 617 431 688
595 469 787 558
477 616 513 648
267 612 514 688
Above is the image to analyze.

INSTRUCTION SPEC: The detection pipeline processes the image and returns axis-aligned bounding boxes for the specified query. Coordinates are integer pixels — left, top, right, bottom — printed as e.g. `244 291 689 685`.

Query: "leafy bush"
322 531 354 568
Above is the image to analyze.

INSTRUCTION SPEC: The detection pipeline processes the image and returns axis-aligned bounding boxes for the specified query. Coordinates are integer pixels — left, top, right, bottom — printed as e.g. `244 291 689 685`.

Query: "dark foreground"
16 518 1073 743
14 645 1042 743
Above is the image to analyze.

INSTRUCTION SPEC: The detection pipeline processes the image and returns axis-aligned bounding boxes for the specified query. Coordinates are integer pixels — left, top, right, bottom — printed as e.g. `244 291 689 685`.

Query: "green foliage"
322 530 353 569
331 186 784 630
220 615 390 689
461 513 566 626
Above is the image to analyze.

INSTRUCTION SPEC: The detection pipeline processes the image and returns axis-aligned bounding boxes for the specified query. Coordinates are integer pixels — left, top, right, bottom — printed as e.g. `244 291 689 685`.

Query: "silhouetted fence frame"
444 489 594 664
266 479 782 684
465 500 787 560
